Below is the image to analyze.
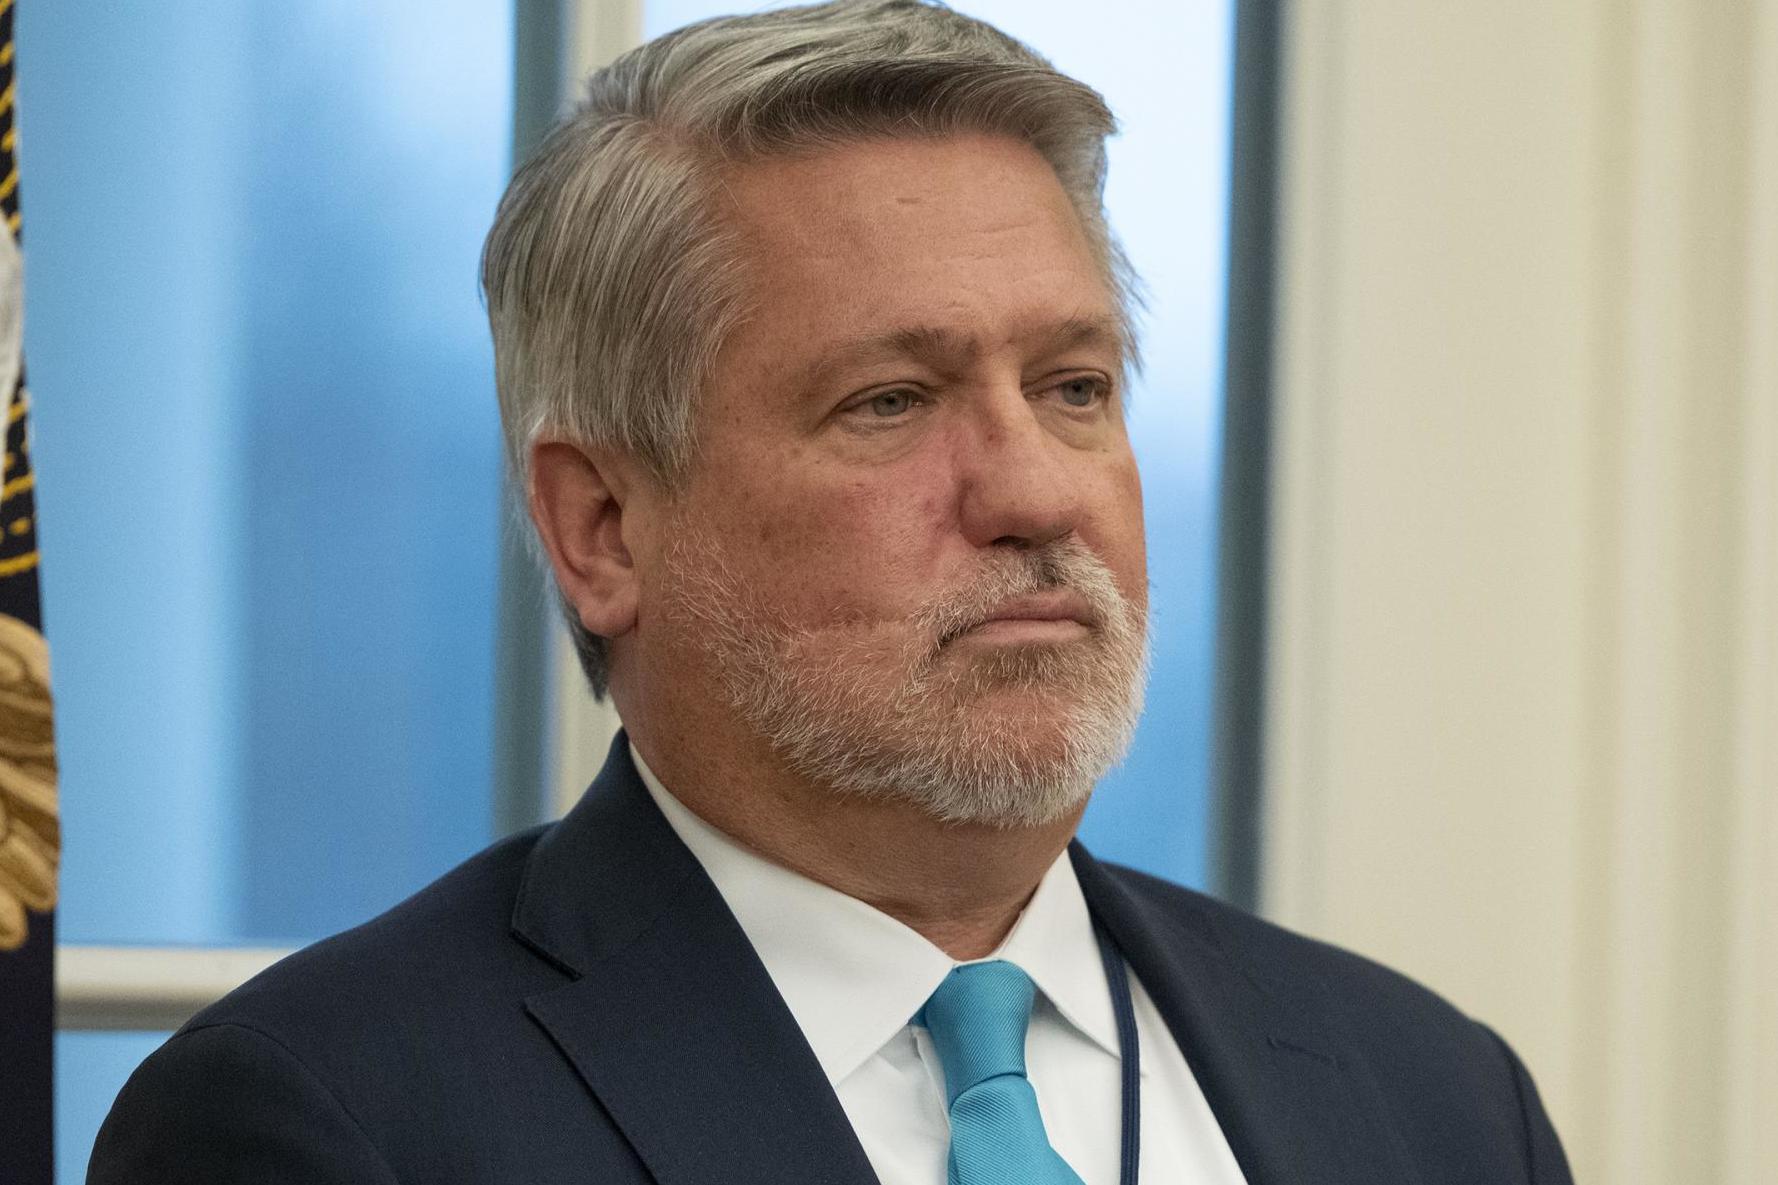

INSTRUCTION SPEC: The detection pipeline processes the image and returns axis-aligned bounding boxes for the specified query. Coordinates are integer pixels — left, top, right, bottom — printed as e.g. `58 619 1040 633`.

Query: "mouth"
948 589 1097 645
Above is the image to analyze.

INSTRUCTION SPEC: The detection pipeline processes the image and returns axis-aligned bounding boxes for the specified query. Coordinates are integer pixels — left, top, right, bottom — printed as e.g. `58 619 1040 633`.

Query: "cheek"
709 464 945 621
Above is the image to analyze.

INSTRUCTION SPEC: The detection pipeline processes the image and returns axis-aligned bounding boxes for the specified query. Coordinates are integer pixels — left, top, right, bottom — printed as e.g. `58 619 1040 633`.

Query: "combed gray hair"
481 0 1136 696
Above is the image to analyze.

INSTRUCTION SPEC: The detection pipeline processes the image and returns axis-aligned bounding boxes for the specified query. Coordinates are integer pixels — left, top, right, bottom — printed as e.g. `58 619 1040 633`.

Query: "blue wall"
21 0 511 948
19 3 512 1178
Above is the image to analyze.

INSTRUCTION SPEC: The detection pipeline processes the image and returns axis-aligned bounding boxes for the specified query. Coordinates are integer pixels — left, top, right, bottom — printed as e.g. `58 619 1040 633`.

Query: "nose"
954 389 1085 550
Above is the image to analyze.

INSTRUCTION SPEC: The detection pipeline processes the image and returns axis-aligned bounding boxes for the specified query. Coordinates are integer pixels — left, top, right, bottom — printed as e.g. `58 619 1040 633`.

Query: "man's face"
644 133 1148 827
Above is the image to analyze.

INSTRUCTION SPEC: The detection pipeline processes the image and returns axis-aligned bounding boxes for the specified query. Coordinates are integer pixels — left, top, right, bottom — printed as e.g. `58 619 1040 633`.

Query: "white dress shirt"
632 748 1249 1185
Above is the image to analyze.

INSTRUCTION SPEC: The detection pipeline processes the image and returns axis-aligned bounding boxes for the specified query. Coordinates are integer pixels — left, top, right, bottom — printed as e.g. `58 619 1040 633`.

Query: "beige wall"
1264 2 1778 1181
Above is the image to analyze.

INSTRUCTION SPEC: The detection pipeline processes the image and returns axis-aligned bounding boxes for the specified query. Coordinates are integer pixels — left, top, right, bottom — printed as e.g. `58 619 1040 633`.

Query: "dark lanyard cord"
1093 921 1141 1185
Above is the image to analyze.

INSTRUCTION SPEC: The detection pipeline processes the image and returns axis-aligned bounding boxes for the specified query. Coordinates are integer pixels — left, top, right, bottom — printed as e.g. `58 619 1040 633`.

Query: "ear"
527 440 645 641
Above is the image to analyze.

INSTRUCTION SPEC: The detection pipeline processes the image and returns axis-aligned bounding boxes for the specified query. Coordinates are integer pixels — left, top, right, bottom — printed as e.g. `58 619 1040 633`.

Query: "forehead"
712 133 1122 362
720 132 1080 232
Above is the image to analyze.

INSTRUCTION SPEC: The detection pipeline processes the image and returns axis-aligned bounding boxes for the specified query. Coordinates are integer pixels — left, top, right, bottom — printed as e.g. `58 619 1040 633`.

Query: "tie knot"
920 960 1037 1107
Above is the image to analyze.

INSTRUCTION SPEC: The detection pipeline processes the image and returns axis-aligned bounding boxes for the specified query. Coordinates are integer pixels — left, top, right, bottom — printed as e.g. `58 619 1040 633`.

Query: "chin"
824 722 1116 830
757 666 1145 831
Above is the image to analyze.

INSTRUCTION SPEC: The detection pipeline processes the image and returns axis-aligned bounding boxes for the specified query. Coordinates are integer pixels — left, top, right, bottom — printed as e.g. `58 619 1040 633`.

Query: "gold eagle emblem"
0 612 57 951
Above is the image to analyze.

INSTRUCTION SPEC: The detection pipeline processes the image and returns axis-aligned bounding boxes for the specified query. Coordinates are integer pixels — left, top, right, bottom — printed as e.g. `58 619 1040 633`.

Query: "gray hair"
481 0 1136 696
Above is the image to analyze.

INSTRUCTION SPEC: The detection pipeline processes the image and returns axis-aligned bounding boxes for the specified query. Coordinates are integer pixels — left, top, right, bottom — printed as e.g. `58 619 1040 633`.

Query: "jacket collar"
511 735 881 1185
1070 845 1422 1185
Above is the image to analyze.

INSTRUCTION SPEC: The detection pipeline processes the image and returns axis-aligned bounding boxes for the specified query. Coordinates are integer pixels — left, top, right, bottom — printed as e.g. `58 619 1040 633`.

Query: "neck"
625 718 1083 961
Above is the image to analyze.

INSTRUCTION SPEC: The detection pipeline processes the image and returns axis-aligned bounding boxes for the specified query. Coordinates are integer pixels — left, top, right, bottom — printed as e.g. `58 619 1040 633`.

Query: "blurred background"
10 2 1776 1183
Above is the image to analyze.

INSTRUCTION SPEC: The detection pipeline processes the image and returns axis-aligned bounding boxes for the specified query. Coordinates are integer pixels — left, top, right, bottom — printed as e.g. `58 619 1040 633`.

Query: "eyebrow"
798 314 1133 387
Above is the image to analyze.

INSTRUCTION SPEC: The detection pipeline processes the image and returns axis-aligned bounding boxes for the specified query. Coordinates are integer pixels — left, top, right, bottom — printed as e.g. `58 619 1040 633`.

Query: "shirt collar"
630 744 1129 1083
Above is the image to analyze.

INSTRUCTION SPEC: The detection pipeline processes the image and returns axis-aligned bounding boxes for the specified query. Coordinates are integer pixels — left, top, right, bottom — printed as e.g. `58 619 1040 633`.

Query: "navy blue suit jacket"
89 739 1572 1183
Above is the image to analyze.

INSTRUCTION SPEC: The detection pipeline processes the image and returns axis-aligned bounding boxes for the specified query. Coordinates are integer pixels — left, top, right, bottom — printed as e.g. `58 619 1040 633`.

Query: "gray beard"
662 532 1149 829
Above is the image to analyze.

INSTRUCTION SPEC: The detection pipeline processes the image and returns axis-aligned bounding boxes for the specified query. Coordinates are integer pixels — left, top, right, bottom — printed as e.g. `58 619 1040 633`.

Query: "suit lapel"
512 738 880 1185
1072 846 1422 1185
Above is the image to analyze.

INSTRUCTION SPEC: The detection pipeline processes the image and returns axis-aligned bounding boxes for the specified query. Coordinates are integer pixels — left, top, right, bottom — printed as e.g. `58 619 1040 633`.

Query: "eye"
1052 376 1109 408
865 390 918 417
834 385 930 432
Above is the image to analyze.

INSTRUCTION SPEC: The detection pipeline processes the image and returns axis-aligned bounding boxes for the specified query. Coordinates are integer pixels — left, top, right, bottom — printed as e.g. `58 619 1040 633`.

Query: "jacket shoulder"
1100 861 1478 1027
90 826 588 1183
1096 862 1572 1184
89 1019 405 1185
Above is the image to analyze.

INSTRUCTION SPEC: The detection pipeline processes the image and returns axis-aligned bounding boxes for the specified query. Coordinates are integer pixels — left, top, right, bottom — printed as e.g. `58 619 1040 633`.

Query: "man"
90 3 1572 1182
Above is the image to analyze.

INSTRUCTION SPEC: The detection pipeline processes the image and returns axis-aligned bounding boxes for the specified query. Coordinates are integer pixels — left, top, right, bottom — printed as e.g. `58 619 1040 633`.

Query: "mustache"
915 537 1132 649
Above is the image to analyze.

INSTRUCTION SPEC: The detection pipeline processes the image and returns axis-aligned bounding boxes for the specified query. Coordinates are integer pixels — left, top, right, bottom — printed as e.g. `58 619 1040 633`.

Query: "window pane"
20 1 512 946
643 0 1235 887
55 1032 170 1185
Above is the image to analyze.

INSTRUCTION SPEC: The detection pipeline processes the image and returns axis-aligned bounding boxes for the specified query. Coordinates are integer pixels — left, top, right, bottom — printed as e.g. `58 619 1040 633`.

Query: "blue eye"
1057 377 1104 407
869 391 916 417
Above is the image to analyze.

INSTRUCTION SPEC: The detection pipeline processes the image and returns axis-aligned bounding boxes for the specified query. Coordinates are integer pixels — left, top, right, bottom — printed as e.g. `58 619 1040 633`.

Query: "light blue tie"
920 961 1087 1185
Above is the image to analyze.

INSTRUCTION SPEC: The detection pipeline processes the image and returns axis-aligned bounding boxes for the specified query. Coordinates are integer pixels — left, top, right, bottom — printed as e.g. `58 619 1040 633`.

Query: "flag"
0 0 61 1179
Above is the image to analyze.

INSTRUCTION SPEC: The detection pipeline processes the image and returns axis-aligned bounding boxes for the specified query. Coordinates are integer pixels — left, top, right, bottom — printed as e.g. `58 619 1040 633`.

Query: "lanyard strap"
1093 921 1141 1185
